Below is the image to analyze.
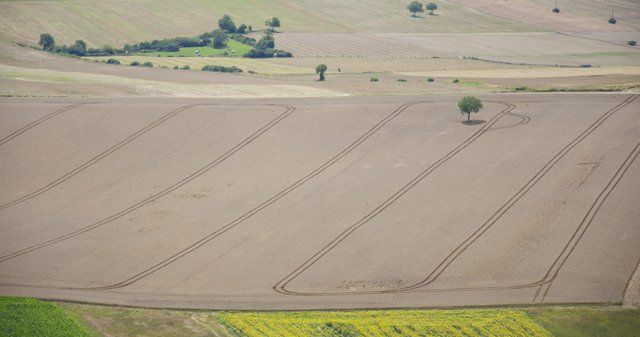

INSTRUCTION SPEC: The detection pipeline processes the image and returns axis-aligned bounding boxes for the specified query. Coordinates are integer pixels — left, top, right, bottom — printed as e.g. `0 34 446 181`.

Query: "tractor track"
0 103 85 147
1 99 480 291
274 94 638 296
0 103 221 211
72 100 444 291
0 104 295 263
273 101 516 295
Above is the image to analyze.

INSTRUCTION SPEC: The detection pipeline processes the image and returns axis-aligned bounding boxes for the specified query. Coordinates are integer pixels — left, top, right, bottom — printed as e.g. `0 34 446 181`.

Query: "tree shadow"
462 120 486 126
410 15 426 19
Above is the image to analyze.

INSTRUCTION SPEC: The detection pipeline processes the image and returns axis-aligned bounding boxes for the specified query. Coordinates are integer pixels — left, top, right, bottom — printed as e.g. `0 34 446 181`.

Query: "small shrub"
515 86 527 91
370 77 379 82
248 70 256 74
397 78 407 82
628 40 637 46
173 65 179 69
130 61 141 66
609 17 617 24
202 65 242 73
106 58 120 65
142 61 154 67
427 78 434 82
552 7 560 13
453 79 460 83
182 65 191 70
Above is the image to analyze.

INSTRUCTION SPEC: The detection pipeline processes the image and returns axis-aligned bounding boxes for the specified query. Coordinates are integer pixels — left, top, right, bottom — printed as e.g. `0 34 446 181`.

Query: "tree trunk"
467 113 470 123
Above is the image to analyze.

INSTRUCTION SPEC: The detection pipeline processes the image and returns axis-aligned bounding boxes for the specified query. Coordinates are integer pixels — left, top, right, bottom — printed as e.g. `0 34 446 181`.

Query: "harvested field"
277 32 640 66
0 93 639 310
0 0 535 47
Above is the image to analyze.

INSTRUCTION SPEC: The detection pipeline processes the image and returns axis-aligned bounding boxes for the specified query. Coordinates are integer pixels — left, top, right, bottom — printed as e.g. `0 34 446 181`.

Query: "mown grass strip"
0 297 94 337
218 309 552 337
526 307 640 337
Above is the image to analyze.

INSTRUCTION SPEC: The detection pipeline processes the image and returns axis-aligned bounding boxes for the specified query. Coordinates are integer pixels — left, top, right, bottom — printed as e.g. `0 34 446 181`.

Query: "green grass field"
0 297 96 337
136 41 252 57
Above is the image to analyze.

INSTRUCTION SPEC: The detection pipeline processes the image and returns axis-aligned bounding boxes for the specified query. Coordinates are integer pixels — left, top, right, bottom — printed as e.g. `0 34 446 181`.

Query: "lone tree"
407 1 424 17
39 33 55 51
212 29 227 48
265 17 281 32
218 14 236 33
315 64 327 81
426 2 438 15
458 96 483 123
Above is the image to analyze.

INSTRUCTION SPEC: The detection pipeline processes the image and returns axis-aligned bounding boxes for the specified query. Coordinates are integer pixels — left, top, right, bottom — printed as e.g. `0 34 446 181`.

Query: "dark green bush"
202 65 242 73
142 61 153 67
130 61 141 66
106 58 120 65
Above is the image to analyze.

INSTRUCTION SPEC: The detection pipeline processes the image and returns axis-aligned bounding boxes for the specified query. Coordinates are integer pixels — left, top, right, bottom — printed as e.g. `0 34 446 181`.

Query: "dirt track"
0 93 639 310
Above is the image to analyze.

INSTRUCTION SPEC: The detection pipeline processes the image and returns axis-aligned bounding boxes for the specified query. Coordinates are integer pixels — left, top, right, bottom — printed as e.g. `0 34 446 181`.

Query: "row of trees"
407 1 438 16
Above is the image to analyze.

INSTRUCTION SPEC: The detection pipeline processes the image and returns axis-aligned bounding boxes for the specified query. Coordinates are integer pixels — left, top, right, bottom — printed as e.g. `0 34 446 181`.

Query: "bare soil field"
0 93 638 310
276 32 640 66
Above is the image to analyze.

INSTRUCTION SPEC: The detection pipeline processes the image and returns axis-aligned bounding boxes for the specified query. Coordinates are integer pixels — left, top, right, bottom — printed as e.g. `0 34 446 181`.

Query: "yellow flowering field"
218 309 551 337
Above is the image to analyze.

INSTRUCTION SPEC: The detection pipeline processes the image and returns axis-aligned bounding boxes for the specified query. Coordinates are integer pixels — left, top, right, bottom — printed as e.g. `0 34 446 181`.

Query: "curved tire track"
80 100 438 290
534 137 640 303
488 111 531 132
1 99 444 291
273 101 515 295
0 103 85 147
275 94 638 296
0 103 207 211
0 104 295 263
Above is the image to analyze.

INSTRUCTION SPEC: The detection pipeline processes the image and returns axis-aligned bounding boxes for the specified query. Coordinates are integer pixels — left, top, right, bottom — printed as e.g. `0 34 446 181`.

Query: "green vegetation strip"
218 310 551 337
3 297 640 337
0 297 94 337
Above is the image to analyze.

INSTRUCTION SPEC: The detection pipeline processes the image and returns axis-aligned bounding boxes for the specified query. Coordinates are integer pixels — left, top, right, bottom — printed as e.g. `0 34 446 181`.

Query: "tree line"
37 14 291 58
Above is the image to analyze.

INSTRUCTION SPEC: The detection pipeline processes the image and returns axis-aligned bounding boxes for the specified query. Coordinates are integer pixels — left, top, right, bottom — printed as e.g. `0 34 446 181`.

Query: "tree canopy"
38 33 55 51
407 1 424 16
458 96 483 122
212 29 227 48
218 14 237 33
315 64 328 81
265 17 281 31
426 2 438 15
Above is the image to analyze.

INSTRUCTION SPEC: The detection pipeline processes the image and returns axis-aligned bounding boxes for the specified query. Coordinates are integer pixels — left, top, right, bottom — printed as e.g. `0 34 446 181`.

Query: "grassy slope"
526 308 640 337
0 297 97 337
0 0 536 47
138 41 253 57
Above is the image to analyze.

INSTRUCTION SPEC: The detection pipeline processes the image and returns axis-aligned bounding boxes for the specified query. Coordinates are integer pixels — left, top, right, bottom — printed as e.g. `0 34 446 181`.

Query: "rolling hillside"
0 0 537 47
